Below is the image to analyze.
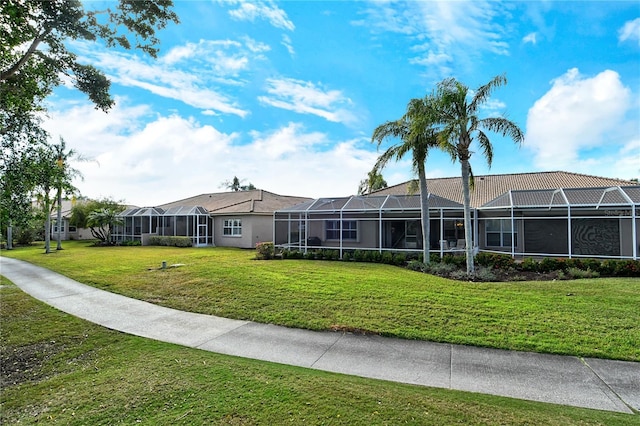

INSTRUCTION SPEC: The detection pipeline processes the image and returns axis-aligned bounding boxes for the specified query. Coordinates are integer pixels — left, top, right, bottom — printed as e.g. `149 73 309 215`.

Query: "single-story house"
112 190 311 248
49 199 95 240
274 171 639 260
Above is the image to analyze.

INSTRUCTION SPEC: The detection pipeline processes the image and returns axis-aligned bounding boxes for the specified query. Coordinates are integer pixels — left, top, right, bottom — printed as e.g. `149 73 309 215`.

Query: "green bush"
567 267 600 279
393 252 407 266
119 240 141 246
353 250 365 262
538 257 562 273
342 252 352 261
381 251 394 265
475 252 515 270
613 260 640 277
474 267 497 282
406 260 426 272
520 257 539 272
441 254 465 268
255 242 275 260
148 236 192 247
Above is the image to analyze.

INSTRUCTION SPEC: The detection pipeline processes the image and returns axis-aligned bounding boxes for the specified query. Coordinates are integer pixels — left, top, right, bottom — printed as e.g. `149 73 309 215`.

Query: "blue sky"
44 1 640 206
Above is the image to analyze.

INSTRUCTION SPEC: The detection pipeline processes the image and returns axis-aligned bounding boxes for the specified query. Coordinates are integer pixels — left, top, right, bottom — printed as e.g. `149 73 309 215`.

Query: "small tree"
357 169 388 195
70 198 124 244
87 208 123 245
221 176 256 191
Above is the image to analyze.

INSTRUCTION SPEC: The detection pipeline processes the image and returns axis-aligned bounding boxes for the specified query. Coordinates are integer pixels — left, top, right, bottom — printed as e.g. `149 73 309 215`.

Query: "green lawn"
2 241 639 361
1 276 637 425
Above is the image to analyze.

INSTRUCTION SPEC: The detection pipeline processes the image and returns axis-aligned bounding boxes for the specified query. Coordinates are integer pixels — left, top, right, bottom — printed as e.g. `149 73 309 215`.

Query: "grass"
2 241 640 361
1 276 638 425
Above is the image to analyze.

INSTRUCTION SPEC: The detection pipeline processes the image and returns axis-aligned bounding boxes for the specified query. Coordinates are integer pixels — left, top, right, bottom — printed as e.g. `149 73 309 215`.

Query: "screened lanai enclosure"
112 206 213 246
274 186 640 260
479 186 639 260
274 194 467 257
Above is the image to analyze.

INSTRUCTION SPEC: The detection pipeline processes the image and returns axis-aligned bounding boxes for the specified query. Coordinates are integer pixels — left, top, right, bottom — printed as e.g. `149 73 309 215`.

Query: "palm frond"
480 117 524 144
475 130 493 168
470 74 507 113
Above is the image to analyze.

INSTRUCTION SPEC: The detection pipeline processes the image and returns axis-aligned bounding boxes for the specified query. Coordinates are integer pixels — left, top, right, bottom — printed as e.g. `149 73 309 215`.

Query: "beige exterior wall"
214 215 274 249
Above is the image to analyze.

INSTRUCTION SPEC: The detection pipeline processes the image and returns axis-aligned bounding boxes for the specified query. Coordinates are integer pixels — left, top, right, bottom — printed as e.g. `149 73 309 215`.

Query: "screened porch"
478 186 639 260
274 194 467 258
112 205 214 247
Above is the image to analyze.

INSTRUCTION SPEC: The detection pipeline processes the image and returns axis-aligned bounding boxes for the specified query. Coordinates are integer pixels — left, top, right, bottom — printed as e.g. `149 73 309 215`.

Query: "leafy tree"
433 74 524 274
1 1 179 229
29 144 61 253
357 169 388 195
221 176 256 192
87 207 123 245
1 0 179 140
69 198 125 243
372 96 440 264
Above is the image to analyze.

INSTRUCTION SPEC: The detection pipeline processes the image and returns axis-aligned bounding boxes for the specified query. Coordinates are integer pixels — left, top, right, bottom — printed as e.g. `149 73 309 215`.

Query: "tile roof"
371 171 637 208
158 190 312 215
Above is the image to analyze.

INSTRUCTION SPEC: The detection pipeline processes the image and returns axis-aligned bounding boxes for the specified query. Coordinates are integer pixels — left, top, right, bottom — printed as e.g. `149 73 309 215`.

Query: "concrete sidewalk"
1 256 638 414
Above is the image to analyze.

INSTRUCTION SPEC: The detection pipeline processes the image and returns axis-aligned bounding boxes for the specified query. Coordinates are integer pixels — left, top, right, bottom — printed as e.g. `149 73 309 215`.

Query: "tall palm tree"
52 138 84 250
372 96 439 264
434 74 524 274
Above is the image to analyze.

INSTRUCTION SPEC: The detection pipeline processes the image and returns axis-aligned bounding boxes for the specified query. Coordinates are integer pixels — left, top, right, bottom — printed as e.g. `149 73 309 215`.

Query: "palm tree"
357 169 388 195
52 138 84 250
372 96 440 264
434 74 524 274
87 208 123 245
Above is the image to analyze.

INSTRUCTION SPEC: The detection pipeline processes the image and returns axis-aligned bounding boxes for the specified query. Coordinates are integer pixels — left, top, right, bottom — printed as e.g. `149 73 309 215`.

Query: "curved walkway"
1 257 638 414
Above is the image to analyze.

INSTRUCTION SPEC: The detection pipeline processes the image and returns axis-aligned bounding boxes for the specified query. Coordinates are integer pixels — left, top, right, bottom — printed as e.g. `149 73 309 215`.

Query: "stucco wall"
214 215 274 249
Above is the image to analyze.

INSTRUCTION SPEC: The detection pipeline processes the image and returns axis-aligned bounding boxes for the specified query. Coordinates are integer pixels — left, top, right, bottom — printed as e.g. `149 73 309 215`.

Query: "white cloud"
258 78 358 125
281 34 295 56
525 68 637 177
225 0 295 31
70 38 265 117
43 101 383 204
522 32 537 44
359 1 511 77
618 17 640 46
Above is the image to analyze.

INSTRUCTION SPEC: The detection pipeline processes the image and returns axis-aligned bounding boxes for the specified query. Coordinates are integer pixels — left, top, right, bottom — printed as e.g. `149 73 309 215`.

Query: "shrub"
449 269 471 280
520 257 539 272
342 252 352 261
474 267 497 282
567 267 600 279
613 260 640 277
148 236 192 247
353 250 365 262
442 254 465 268
425 262 456 275
598 259 618 276
255 242 275 260
475 252 515 270
303 250 317 260
538 257 563 273
406 260 427 272
381 251 394 265
119 240 141 246
581 258 601 272
393 252 407 266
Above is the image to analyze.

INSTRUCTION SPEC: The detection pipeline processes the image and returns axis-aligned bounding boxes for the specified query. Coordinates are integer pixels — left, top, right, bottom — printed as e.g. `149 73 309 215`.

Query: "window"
486 219 517 247
51 221 65 233
223 219 242 236
325 220 357 240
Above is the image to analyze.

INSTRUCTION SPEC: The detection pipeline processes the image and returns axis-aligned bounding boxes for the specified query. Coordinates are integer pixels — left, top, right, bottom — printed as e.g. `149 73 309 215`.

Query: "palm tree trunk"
418 163 430 264
56 187 63 250
461 159 474 274
7 221 13 250
44 194 51 254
